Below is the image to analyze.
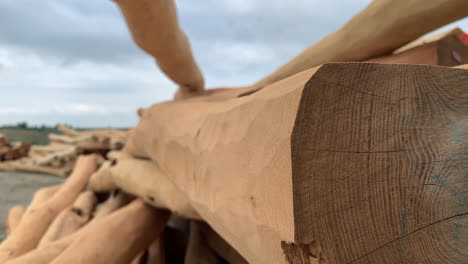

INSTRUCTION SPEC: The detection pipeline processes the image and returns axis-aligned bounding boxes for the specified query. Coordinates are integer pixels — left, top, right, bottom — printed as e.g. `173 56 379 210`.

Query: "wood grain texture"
291 63 467 263
124 66 321 264
124 63 467 264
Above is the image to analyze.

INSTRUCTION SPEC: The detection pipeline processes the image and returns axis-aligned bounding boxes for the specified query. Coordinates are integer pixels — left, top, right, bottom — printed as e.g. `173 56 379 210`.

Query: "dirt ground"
0 171 64 241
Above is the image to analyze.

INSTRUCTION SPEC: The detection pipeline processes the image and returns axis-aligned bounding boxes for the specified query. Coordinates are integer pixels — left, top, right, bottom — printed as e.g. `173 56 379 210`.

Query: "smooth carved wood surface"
125 63 467 264
125 66 319 264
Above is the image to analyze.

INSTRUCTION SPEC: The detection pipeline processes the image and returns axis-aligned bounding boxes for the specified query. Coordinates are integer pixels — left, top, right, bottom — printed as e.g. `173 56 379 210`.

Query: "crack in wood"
346 212 468 264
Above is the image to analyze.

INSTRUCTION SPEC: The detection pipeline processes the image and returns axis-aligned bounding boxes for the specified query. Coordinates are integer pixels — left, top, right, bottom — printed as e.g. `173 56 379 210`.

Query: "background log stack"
0 133 31 162
0 125 127 177
1 0 468 263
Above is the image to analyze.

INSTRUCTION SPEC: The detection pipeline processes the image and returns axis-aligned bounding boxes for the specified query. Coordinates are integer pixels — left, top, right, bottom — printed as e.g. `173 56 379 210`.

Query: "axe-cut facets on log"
123 63 467 264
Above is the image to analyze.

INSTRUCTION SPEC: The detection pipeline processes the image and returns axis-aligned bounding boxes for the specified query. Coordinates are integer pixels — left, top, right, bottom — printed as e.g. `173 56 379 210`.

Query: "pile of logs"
2 0 468 263
0 125 127 177
0 134 31 162
1 155 247 264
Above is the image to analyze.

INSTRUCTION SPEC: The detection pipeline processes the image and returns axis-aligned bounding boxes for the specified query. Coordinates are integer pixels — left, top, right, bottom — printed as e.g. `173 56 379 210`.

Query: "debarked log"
124 63 468 264
89 152 200 219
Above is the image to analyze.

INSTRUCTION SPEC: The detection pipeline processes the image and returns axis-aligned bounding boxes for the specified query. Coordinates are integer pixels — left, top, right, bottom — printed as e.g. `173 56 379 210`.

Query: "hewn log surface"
124 63 467 264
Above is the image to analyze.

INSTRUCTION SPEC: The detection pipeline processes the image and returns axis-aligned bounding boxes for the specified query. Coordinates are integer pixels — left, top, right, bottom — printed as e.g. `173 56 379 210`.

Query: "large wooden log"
0 158 75 177
124 63 468 264
254 0 468 88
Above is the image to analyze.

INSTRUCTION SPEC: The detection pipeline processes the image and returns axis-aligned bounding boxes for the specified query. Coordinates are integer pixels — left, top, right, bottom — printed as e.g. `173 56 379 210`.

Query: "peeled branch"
0 155 100 262
51 199 170 264
90 152 199 219
5 206 25 237
38 191 98 247
94 191 134 218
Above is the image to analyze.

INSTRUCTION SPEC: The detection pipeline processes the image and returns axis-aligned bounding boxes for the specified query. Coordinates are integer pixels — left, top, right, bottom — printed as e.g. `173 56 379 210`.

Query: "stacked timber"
0 125 127 177
0 155 246 264
0 134 31 162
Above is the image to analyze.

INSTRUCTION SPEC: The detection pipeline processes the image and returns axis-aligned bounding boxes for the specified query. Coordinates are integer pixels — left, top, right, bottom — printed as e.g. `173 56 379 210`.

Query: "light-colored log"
6 192 130 264
37 191 98 247
90 152 200 219
57 124 127 150
56 124 80 137
394 27 465 54
114 0 204 98
5 206 25 237
367 34 468 66
27 185 62 209
51 200 170 264
34 148 77 167
254 0 468 88
49 134 95 145
0 155 100 262
0 158 75 177
124 63 468 263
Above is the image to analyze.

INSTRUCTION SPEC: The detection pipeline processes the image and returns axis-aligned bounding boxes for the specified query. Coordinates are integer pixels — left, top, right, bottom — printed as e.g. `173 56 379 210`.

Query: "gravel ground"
0 171 64 241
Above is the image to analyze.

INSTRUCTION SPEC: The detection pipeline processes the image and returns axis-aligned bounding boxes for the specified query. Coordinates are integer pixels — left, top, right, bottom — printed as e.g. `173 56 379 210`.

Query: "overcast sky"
0 0 467 127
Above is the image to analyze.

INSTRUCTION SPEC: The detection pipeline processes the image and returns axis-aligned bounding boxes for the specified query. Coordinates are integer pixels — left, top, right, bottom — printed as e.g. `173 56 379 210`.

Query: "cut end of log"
291 63 468 263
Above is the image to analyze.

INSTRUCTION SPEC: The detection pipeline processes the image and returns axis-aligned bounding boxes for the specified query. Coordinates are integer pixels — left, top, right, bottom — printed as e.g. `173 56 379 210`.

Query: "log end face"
290 63 468 263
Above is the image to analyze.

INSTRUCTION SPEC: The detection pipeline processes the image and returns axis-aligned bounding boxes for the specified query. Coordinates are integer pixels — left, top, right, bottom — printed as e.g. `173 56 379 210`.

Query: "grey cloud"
0 0 143 65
